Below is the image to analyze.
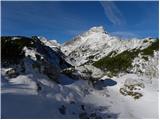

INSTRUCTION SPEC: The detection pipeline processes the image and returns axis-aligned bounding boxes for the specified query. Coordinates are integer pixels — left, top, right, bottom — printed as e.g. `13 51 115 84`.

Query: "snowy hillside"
1 28 159 119
62 26 154 66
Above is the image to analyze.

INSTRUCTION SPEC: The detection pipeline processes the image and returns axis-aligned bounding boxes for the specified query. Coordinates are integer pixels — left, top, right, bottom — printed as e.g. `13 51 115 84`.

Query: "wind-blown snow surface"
1 68 158 118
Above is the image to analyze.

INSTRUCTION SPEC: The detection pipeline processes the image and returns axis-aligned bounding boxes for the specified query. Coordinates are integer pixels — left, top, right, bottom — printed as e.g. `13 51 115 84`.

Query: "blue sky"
1 1 159 43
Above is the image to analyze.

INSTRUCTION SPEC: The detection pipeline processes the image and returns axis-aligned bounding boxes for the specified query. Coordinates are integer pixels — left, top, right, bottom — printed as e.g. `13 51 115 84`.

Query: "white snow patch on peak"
37 36 48 41
50 39 59 44
38 36 61 49
81 26 108 37
38 36 59 45
88 26 105 33
11 37 21 40
48 40 61 47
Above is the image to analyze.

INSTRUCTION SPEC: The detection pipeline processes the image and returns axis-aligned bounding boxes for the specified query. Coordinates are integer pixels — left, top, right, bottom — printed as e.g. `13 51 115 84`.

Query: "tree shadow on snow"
58 74 76 85
94 79 117 90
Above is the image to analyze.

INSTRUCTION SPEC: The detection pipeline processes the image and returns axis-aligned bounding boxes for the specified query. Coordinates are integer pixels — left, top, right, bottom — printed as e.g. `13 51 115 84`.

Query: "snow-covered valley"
1 27 159 119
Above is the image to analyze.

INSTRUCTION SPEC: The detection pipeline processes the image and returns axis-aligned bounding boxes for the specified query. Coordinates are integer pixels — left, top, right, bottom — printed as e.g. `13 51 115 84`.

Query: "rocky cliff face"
1 36 71 83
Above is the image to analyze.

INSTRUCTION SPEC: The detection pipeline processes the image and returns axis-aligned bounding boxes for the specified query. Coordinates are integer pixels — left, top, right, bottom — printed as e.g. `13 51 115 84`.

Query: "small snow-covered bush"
61 67 79 80
6 68 19 78
119 79 144 100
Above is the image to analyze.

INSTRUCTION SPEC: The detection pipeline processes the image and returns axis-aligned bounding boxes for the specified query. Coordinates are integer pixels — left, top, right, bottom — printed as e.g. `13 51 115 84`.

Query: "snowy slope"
1 69 158 118
38 36 61 50
61 26 153 66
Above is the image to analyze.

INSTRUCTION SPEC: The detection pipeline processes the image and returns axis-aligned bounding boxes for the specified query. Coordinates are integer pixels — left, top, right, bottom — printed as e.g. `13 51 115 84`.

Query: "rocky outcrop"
6 68 19 78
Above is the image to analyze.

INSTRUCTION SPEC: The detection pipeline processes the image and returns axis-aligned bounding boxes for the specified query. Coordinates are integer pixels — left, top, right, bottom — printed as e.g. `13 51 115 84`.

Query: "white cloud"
100 1 126 26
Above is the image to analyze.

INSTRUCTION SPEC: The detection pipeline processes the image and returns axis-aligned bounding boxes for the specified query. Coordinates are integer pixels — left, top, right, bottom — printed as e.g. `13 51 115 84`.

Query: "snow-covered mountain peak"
62 26 112 56
61 26 157 66
87 26 105 33
38 36 61 50
81 26 108 37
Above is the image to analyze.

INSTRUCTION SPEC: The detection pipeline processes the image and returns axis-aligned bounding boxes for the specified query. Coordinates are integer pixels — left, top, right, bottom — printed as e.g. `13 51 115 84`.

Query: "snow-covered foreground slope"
1 70 158 118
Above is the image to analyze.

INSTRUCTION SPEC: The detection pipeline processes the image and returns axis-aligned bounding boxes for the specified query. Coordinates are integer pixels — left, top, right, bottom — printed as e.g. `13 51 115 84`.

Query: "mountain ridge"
60 26 157 67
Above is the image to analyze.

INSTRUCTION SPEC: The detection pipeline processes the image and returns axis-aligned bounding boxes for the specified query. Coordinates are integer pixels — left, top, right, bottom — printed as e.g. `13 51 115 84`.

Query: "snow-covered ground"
1 68 158 118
